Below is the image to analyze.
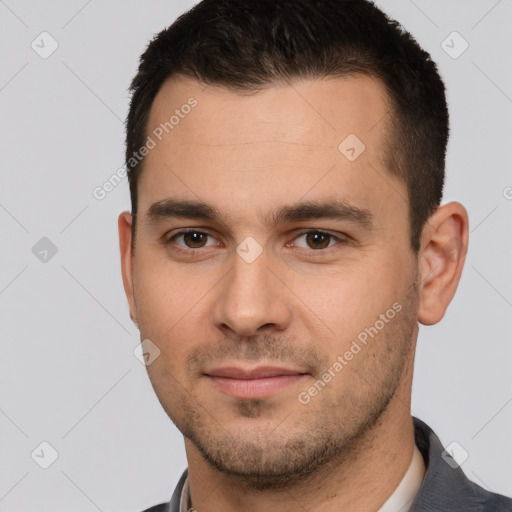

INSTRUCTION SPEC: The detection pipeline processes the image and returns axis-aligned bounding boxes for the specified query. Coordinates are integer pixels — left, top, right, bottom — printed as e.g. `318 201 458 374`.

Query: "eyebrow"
145 198 374 229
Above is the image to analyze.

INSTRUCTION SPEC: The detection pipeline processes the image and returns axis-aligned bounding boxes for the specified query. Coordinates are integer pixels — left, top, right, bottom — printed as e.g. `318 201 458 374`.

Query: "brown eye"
167 230 217 251
182 231 208 248
288 230 347 252
305 231 332 250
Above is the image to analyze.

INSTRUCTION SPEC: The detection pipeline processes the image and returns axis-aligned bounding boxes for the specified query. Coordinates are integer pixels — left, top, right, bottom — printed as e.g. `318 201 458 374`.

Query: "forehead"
137 74 404 227
147 73 390 147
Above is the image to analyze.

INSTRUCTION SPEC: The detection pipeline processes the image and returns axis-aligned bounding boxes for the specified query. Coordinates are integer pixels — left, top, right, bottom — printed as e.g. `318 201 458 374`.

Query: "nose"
211 248 292 338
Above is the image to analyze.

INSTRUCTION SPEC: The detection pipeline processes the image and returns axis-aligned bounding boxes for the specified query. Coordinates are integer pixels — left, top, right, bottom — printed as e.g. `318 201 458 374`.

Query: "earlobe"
417 202 469 326
118 211 138 327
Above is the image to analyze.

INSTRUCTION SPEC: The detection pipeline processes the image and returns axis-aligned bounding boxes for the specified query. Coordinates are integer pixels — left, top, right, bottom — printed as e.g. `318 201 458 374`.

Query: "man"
118 1 512 511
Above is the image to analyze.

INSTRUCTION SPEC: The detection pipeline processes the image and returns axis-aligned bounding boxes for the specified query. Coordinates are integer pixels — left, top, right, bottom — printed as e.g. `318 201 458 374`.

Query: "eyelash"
163 228 347 255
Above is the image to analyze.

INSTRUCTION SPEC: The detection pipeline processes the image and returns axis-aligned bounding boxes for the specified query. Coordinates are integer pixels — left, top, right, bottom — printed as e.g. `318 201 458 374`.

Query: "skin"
118 74 469 512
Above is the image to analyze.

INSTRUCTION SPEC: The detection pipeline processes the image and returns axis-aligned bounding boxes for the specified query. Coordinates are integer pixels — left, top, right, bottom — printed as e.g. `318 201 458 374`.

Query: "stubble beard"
155 281 419 491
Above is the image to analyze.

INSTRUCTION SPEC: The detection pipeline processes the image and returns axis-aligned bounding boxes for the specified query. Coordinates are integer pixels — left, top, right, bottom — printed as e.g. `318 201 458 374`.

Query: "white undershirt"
377 444 426 512
179 444 426 512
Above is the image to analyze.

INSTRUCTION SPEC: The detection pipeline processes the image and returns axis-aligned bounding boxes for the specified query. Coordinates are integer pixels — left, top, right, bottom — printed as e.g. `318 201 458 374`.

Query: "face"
120 75 421 488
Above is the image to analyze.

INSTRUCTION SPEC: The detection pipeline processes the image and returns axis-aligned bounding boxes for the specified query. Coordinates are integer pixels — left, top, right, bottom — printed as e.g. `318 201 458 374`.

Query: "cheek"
141 296 206 390
292 256 409 355
133 256 215 364
135 250 208 322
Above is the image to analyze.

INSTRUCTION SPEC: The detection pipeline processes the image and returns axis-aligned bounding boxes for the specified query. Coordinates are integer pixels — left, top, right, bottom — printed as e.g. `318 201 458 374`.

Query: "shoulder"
140 469 188 512
411 417 512 511
141 505 169 512
471 480 512 511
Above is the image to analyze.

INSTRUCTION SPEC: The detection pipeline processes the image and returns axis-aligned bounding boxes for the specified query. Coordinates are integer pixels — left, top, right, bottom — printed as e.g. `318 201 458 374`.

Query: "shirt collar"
179 475 190 512
377 444 426 512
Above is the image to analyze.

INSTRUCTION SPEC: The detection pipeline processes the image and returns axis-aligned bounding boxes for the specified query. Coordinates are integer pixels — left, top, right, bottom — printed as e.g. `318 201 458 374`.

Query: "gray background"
1 0 511 510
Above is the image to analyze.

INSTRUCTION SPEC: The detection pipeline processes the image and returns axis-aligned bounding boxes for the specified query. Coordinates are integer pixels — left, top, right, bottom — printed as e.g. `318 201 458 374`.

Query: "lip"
205 366 308 399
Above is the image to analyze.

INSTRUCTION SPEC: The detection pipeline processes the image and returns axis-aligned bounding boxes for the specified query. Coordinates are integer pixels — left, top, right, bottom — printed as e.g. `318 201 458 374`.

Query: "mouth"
205 365 309 399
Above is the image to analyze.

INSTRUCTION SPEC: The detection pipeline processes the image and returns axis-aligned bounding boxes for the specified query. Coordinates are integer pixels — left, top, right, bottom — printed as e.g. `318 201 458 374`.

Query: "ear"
118 211 138 328
417 202 469 325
